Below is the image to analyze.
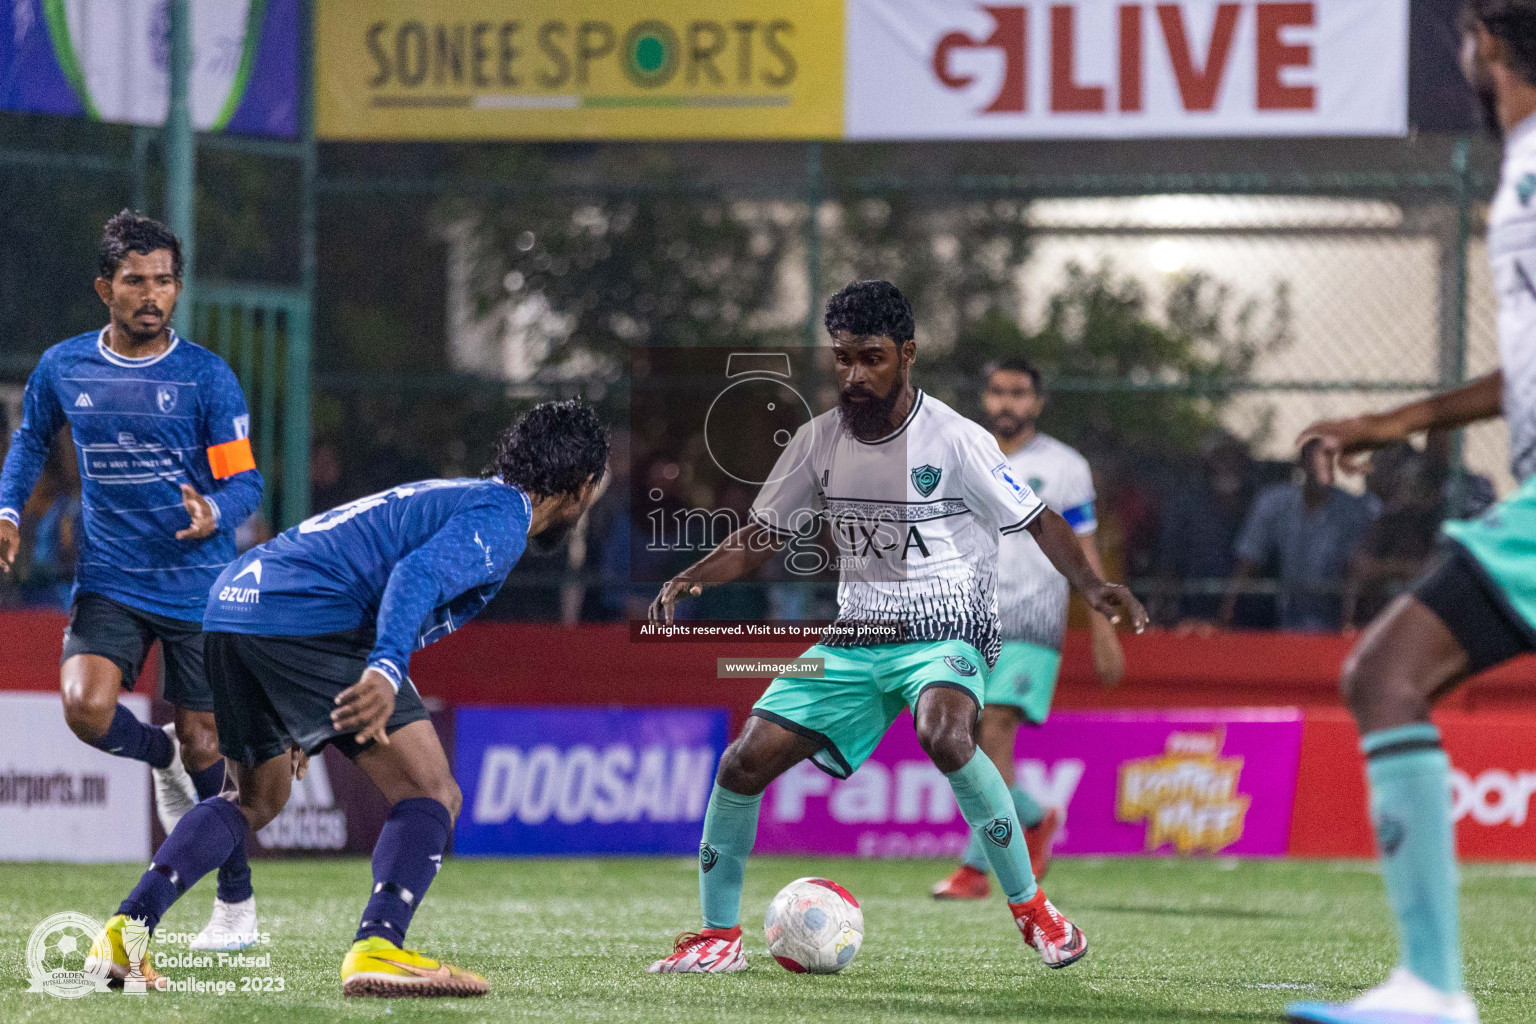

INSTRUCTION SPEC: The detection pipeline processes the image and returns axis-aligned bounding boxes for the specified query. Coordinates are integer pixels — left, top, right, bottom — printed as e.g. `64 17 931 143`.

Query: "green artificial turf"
2 856 1533 1023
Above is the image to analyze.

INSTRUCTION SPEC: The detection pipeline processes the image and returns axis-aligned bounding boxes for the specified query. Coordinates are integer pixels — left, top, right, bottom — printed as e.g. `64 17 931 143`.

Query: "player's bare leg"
342 720 486 997
1288 595 1477 1024
61 653 199 832
650 716 818 974
914 687 1085 967
934 705 1059 899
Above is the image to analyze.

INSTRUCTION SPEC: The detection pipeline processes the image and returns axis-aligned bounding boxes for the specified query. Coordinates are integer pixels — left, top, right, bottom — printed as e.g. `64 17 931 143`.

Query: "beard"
838 379 905 441
987 411 1034 441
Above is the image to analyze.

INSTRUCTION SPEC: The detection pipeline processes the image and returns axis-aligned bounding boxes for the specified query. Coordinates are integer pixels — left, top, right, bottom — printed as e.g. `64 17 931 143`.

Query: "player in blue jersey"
87 400 608 997
0 211 263 950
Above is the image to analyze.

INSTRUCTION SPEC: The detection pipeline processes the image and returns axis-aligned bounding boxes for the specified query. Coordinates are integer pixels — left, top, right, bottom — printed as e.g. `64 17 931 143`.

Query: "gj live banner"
846 0 1409 139
316 0 844 141
0 0 299 138
756 710 1304 858
454 706 728 856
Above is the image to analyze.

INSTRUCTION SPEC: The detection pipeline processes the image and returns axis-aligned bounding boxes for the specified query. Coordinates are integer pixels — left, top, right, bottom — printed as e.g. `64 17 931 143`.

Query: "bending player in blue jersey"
0 211 263 950
88 400 608 997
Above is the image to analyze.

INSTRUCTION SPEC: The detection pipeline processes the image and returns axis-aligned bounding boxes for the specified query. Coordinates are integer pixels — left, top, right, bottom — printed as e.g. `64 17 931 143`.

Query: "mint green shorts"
983 641 1063 725
1443 473 1536 634
751 640 987 778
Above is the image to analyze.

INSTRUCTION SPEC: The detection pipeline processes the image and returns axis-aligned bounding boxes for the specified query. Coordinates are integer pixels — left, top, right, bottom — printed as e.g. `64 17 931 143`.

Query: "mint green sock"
945 752 1038 903
699 784 761 930
960 783 1045 872
1363 724 1462 995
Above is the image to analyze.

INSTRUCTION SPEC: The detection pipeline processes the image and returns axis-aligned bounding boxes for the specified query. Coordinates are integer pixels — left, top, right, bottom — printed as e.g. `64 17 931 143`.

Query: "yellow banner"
316 1 844 141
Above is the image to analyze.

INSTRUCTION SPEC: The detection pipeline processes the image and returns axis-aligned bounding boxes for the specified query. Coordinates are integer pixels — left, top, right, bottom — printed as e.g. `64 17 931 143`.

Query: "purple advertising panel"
756 710 1304 858
454 706 729 856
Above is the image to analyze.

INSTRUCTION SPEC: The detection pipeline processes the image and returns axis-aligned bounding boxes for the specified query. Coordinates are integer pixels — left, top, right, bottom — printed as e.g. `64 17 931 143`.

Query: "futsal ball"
764 877 864 974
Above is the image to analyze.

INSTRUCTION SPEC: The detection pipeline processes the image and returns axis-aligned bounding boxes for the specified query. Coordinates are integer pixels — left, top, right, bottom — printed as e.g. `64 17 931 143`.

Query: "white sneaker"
1287 968 1480 1023
151 723 198 835
190 896 259 951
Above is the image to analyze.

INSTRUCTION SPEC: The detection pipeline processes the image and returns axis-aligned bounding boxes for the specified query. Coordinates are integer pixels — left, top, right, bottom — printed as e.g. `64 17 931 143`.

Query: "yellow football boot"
86 914 165 988
340 936 489 998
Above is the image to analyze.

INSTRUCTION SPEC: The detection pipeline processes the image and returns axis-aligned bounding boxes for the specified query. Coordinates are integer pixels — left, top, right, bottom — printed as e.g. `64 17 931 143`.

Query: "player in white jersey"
932 358 1125 900
646 281 1146 976
1285 7 1536 1023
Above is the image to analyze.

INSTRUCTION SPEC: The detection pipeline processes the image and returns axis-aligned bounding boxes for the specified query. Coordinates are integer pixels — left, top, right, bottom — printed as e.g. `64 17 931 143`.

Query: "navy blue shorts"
204 629 429 766
62 592 212 712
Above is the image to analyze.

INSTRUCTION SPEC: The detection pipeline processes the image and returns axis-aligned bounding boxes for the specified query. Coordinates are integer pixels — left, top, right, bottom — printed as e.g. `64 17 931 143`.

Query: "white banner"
847 0 1408 139
0 693 150 862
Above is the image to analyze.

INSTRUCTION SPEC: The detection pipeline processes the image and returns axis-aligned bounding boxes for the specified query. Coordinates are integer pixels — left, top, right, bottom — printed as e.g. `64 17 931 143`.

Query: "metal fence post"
166 0 195 334
283 0 317 529
1445 135 1474 512
803 142 822 347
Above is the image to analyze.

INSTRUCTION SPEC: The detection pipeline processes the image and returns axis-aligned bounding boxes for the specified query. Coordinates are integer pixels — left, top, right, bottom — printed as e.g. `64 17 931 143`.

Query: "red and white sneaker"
1010 890 1088 968
1025 808 1063 880
646 927 747 974
931 864 990 900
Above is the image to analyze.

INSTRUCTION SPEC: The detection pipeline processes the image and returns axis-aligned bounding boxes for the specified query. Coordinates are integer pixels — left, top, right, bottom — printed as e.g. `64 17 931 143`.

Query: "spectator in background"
1223 438 1374 632
1345 451 1443 627
1152 432 1254 628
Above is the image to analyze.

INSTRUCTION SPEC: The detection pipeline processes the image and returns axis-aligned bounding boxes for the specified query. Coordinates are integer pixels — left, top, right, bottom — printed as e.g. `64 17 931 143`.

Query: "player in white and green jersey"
646 281 1146 976
932 358 1125 901
1286 7 1536 1022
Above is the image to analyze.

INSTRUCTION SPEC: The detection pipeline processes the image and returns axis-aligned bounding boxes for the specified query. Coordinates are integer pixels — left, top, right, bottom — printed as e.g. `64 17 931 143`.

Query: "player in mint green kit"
646 281 1146 975
933 358 1125 900
1286 7 1536 1022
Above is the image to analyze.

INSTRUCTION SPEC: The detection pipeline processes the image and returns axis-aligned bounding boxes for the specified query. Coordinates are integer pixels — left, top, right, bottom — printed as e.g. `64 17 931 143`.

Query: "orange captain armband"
207 437 257 479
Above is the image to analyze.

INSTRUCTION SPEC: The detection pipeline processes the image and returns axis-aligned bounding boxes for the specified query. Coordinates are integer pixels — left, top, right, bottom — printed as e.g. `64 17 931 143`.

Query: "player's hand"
175 484 217 541
1083 581 1149 634
1295 415 1391 476
289 744 309 781
0 518 18 574
331 668 396 747
649 577 702 625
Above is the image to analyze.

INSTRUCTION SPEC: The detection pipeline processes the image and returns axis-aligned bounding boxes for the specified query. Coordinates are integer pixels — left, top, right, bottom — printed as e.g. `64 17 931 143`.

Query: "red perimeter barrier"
6 613 1536 860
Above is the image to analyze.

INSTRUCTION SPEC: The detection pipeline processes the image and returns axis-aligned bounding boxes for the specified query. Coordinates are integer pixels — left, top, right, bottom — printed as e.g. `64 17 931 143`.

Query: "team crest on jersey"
1028 476 1045 494
943 654 978 677
156 385 178 414
1519 173 1536 206
910 464 942 497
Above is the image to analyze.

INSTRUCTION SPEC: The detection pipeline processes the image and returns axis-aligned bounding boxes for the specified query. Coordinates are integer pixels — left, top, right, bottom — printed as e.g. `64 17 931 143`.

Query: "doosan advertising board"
454 706 728 856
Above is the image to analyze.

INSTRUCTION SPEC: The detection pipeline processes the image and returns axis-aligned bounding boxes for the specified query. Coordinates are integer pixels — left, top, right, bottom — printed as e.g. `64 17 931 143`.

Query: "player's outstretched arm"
1298 371 1503 474
1026 508 1148 633
649 521 786 624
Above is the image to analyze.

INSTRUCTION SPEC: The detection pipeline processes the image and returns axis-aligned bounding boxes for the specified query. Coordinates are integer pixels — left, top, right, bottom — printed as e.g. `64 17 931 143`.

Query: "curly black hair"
486 399 609 499
1469 0 1536 85
823 280 916 343
99 209 183 281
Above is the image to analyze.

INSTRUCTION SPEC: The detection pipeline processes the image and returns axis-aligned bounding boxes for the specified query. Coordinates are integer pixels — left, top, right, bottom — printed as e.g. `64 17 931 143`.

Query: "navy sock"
356 798 452 947
119 797 247 933
90 705 173 770
188 761 253 904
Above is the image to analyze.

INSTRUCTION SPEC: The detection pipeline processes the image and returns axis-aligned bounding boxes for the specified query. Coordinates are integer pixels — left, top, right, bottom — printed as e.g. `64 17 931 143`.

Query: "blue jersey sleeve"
366 501 528 689
199 359 263 529
0 352 64 525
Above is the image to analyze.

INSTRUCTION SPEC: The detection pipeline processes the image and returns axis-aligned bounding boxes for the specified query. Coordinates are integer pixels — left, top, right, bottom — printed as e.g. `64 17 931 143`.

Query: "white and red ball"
763 877 864 974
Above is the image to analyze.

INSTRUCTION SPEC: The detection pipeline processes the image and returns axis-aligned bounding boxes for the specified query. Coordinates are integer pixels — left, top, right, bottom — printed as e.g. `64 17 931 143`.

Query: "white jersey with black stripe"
1492 112 1536 483
994 433 1097 650
750 390 1046 665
